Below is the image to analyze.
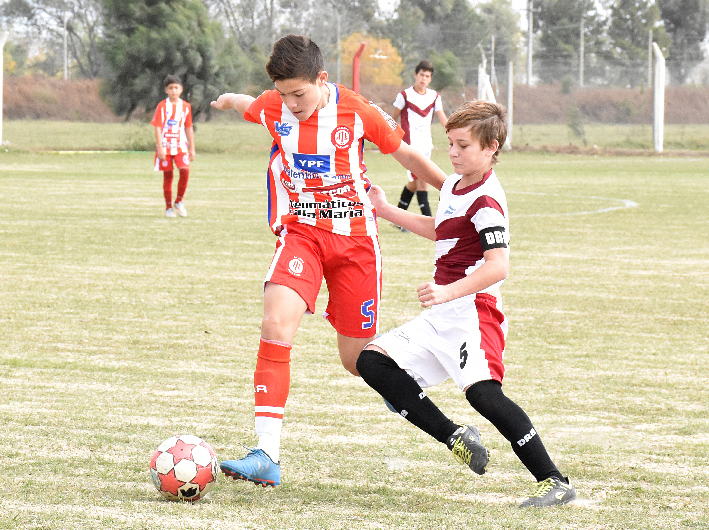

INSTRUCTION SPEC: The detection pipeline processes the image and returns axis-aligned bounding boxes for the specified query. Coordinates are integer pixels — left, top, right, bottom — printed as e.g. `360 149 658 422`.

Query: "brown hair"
163 75 182 87
266 35 324 83
445 101 507 164
415 60 434 75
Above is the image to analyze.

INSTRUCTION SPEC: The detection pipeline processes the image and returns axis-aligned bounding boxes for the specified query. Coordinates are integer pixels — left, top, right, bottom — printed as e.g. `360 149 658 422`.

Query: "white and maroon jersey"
244 83 404 237
433 169 509 292
151 98 193 155
393 87 443 150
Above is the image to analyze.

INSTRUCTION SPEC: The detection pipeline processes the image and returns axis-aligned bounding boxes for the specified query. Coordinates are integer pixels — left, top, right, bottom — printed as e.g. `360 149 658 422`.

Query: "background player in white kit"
391 60 448 220
358 101 577 508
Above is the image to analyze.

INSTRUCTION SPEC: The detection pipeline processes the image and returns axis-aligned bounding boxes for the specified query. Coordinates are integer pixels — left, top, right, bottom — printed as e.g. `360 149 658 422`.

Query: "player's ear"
317 71 328 85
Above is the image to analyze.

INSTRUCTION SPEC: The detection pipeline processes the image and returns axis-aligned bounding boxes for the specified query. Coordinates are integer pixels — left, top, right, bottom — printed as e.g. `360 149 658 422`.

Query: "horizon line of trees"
1 0 707 120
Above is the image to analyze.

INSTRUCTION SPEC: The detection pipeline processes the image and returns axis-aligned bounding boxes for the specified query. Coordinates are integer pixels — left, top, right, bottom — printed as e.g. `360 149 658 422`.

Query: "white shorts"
368 293 507 391
407 145 433 182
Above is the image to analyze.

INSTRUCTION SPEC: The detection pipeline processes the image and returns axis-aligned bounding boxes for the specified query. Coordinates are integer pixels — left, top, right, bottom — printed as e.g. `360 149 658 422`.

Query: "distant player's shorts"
368 293 507 390
407 145 433 182
154 152 190 171
265 223 382 338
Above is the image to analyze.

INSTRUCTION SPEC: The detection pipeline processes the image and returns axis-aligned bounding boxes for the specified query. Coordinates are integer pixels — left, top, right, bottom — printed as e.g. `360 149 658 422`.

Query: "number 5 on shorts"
361 299 375 330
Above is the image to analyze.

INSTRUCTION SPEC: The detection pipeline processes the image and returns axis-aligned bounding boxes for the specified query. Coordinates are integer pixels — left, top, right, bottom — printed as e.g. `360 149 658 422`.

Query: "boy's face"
165 83 183 101
447 126 497 179
413 70 432 93
274 71 329 122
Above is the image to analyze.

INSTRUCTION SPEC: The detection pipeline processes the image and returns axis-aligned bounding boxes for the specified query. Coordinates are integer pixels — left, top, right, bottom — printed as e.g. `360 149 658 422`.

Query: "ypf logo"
331 126 353 149
288 256 305 277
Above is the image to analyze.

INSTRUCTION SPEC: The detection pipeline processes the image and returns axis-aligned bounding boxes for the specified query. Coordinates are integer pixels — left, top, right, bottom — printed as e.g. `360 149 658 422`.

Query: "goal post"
652 42 665 153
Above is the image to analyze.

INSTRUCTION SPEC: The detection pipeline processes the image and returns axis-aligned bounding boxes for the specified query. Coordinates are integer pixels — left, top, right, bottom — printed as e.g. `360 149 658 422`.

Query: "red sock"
254 338 291 418
176 168 189 203
253 338 291 462
163 171 174 208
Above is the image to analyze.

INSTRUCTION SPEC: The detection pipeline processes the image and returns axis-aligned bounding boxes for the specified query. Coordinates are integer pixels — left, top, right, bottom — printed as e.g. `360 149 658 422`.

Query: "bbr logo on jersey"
293 153 331 174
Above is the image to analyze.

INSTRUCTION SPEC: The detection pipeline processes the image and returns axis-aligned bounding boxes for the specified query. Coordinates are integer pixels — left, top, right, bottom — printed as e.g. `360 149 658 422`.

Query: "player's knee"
356 349 399 386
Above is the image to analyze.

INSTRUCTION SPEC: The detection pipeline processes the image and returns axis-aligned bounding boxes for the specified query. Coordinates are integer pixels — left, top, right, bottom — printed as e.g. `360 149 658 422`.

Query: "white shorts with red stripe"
368 292 507 390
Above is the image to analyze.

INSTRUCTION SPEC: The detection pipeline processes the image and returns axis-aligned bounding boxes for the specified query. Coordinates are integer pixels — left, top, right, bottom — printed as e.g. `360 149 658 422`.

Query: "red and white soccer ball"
149 434 218 502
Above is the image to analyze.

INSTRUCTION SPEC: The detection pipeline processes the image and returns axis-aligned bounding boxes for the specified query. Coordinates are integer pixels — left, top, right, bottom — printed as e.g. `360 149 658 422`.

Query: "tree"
534 0 605 84
0 0 104 78
657 0 709 83
607 0 670 86
101 0 250 120
340 33 403 87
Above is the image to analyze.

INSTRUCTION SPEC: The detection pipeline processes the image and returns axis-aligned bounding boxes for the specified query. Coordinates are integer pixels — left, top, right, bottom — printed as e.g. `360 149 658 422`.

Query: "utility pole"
63 12 69 79
526 0 533 85
579 17 584 88
648 29 653 87
1 31 7 146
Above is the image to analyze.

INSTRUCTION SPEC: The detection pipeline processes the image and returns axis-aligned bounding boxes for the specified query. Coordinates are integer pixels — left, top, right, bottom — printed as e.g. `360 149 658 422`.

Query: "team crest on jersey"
167 119 178 126
275 121 293 137
331 126 354 149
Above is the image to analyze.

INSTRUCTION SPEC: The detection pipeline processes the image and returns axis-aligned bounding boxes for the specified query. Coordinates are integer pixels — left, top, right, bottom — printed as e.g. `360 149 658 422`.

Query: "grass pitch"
0 122 707 529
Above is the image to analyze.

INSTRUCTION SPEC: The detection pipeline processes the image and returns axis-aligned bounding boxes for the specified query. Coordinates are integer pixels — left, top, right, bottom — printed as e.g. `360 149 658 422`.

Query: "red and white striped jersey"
244 83 404 237
151 98 193 155
433 169 510 291
393 87 443 150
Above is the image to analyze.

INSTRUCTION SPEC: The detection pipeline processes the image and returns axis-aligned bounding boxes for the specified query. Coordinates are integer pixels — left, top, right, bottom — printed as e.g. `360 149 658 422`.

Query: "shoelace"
530 477 556 497
451 438 472 464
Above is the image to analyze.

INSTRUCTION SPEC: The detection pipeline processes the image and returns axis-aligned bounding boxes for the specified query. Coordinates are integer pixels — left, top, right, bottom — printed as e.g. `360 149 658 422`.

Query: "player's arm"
436 109 448 127
154 126 165 160
186 126 196 160
391 107 402 122
210 93 256 116
417 247 508 308
390 141 447 190
369 185 435 240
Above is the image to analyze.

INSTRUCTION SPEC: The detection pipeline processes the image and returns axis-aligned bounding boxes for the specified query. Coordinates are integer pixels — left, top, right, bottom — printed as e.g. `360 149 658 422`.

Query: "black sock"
416 191 432 216
398 187 414 210
357 349 459 443
466 380 563 482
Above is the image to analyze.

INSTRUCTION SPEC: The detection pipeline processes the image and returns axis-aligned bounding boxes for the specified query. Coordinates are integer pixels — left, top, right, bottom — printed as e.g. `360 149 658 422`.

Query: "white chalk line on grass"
509 191 638 217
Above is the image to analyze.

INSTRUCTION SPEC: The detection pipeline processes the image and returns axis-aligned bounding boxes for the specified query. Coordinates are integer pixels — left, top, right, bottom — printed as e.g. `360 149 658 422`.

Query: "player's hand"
156 147 166 161
189 150 196 162
367 185 388 210
417 281 454 308
210 93 236 111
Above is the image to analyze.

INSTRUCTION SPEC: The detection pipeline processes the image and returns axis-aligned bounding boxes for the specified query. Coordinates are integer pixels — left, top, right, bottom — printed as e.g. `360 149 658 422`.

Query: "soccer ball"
149 434 218 502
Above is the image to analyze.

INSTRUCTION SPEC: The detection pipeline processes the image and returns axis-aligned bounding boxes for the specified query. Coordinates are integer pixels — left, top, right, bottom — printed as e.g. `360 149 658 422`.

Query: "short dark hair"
266 35 324 83
415 60 434 75
446 101 508 164
163 75 182 87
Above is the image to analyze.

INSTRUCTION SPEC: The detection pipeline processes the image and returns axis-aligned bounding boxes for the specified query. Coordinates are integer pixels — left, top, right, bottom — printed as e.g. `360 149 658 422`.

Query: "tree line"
1 0 706 120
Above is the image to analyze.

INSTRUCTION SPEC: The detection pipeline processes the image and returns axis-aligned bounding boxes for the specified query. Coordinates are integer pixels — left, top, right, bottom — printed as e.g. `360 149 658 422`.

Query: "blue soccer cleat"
220 448 281 487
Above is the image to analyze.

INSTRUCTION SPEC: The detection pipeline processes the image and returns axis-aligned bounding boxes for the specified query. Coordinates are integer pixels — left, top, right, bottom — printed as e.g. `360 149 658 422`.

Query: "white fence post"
652 42 665 153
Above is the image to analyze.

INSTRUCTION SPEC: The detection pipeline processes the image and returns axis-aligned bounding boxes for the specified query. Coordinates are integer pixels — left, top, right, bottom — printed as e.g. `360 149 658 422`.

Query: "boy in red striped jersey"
210 35 448 488
152 75 195 217
358 101 576 508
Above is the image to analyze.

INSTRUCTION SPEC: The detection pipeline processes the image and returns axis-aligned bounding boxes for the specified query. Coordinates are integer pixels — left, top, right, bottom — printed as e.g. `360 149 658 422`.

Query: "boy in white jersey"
210 35 447 488
358 101 576 508
152 75 195 218
391 60 447 219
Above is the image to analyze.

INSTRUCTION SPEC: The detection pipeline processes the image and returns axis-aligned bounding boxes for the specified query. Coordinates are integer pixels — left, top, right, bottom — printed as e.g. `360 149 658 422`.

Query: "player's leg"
163 169 174 216
465 380 576 507
397 178 416 211
358 311 490 474
415 178 432 217
174 154 189 217
221 226 321 487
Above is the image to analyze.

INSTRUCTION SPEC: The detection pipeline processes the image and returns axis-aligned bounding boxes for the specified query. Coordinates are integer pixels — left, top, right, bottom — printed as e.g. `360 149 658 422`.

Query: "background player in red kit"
210 35 448 487
358 100 576 508
391 60 448 220
152 75 195 218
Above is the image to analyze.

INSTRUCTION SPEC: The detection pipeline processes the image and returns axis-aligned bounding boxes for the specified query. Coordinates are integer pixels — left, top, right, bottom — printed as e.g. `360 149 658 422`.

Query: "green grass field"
0 122 708 529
